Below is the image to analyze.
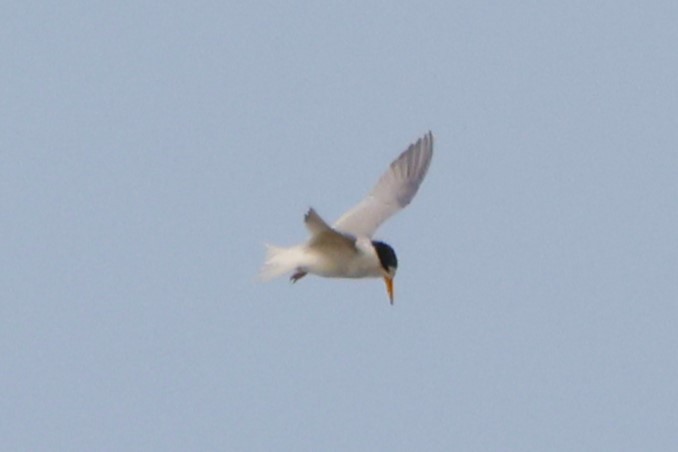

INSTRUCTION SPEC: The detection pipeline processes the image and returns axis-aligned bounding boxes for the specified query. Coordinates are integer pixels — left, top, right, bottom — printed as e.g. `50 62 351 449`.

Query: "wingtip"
425 130 434 150
304 207 320 223
412 131 434 155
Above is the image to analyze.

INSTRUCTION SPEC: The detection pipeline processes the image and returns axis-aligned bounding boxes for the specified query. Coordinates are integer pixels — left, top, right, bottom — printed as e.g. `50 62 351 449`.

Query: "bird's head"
372 241 398 304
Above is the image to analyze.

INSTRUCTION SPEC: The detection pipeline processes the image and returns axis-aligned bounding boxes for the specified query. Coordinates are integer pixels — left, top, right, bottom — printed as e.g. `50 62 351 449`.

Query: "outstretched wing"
333 131 434 237
305 207 356 250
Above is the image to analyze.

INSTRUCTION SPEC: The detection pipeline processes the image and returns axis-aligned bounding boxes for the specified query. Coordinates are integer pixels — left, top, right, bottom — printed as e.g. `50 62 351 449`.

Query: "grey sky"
2 1 677 450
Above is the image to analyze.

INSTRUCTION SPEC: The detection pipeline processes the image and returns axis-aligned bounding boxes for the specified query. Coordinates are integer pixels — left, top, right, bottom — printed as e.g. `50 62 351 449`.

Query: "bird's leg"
290 271 307 283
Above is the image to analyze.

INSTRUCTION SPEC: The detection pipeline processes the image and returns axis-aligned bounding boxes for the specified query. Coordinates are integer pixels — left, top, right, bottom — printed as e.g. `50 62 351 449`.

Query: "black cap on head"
372 241 398 273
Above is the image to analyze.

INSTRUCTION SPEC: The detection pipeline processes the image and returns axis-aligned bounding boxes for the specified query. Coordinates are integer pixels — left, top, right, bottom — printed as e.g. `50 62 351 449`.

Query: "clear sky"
2 1 677 450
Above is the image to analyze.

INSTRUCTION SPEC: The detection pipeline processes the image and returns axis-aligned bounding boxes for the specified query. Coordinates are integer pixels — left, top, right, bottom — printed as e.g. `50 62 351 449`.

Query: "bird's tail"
259 244 305 281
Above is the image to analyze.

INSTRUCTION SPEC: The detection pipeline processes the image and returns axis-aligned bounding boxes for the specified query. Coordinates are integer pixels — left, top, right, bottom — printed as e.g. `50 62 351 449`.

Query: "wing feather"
333 131 434 237
304 207 356 250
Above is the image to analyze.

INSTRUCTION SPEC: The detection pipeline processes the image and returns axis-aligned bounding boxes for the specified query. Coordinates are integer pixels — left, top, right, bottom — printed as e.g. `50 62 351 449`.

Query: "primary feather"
333 131 433 237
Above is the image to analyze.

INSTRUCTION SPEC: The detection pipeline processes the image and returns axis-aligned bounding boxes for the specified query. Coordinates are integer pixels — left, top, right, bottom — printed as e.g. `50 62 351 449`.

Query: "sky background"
2 1 677 450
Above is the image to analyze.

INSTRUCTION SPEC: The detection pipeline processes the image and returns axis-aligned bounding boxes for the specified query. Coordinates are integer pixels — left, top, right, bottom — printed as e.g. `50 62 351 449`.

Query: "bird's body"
260 131 434 303
261 211 384 279
264 237 381 279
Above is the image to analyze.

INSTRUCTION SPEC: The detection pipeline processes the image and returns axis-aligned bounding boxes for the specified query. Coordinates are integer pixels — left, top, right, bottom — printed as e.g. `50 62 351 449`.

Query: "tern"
260 131 434 304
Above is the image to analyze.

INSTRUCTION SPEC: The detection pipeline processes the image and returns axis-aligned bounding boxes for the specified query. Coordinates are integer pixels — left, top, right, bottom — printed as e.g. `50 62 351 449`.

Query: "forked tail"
259 244 304 281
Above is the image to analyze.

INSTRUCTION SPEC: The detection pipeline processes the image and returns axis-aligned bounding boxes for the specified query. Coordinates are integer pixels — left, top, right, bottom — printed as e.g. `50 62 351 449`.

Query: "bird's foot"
290 271 307 283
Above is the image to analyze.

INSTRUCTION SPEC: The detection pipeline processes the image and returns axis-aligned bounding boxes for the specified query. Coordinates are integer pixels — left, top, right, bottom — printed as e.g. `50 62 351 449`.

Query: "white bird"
260 131 434 304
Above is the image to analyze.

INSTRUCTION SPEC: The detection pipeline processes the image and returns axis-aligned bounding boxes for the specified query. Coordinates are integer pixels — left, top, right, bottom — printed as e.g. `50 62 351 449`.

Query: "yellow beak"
384 276 394 305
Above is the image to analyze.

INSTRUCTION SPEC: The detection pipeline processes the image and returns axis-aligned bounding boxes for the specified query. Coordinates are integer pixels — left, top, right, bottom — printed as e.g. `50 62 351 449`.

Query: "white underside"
259 239 383 281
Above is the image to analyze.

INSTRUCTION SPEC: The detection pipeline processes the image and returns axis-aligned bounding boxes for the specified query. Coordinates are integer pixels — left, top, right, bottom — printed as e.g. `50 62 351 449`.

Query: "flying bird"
260 131 434 304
